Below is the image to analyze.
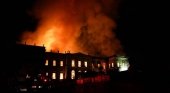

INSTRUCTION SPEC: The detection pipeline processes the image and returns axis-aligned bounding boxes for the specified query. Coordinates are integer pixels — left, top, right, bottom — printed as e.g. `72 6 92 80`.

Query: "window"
103 63 106 69
60 61 63 66
71 70 75 79
52 73 56 79
92 64 94 69
53 60 56 66
98 64 100 68
117 62 120 67
78 61 81 67
109 64 110 68
112 63 114 67
45 60 48 66
71 60 75 67
60 73 64 80
84 61 87 67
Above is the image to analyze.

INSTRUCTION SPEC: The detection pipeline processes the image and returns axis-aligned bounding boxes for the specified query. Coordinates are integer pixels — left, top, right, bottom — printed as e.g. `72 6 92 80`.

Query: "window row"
45 60 88 67
50 70 75 80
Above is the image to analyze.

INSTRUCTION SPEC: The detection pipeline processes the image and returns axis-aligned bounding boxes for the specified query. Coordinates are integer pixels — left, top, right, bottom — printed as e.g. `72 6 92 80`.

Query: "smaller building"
116 55 130 72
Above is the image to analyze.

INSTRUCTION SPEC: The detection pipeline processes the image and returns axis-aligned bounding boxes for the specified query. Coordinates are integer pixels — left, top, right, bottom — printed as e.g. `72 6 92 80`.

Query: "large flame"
21 0 123 56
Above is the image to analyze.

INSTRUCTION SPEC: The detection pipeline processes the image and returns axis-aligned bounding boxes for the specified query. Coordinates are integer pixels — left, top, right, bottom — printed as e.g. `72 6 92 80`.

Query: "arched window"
53 60 56 66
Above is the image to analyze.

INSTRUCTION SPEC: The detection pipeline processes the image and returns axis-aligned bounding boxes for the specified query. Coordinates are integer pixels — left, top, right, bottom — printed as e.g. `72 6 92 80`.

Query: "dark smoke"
21 0 123 56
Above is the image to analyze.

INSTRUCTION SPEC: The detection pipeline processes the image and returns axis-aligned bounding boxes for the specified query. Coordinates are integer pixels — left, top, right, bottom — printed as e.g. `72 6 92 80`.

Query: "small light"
44 79 47 82
34 79 37 81
38 86 42 88
20 88 27 92
26 74 30 79
46 72 48 76
32 85 37 88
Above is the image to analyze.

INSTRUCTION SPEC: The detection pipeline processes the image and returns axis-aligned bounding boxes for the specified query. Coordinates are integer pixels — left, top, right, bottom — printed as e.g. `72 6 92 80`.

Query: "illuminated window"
71 70 75 79
45 60 48 66
84 61 87 67
32 85 37 88
109 64 110 68
117 62 120 67
78 61 81 67
52 73 56 79
92 64 94 69
71 60 75 67
103 63 106 69
60 61 63 66
38 86 42 88
98 64 100 68
112 63 114 67
46 72 48 76
53 60 56 66
60 73 64 80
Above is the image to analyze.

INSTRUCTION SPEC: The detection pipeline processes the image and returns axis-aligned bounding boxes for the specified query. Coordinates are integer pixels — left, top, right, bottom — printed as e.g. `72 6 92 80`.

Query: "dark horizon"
1 0 169 92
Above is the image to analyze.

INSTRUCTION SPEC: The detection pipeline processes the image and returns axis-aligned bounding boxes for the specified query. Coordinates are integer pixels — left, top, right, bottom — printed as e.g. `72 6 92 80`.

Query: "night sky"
1 0 168 75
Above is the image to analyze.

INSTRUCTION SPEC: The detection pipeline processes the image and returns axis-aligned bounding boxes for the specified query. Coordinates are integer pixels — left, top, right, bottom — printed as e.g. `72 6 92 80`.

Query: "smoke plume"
21 0 123 56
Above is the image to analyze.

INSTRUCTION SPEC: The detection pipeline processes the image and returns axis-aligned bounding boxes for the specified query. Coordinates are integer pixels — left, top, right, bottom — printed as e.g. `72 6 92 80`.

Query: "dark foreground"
5 71 170 93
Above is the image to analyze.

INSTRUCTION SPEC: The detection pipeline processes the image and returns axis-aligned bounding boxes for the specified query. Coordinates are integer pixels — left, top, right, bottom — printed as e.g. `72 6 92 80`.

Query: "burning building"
41 51 129 82
42 51 110 81
12 44 129 82
10 43 129 92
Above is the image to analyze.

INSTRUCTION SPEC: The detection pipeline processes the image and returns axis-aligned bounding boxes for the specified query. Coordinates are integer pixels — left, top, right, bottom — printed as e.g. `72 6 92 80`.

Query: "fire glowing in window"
60 73 64 80
53 60 56 66
60 61 63 66
92 64 94 69
98 64 100 68
84 61 87 67
71 70 75 79
103 63 106 70
117 62 120 67
112 63 114 67
52 73 56 79
78 61 81 67
72 60 75 67
45 60 48 66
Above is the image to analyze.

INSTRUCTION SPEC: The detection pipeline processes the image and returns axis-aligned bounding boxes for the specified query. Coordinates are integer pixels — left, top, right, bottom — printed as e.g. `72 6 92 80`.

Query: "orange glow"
21 25 80 53
21 0 123 56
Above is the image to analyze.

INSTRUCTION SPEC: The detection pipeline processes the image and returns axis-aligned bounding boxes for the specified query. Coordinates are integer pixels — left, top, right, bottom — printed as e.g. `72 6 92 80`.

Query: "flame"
21 0 123 56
